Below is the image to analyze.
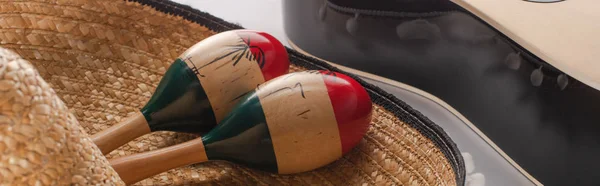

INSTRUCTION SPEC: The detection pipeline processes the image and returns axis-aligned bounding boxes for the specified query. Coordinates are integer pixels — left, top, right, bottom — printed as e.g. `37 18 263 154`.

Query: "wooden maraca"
109 71 373 185
92 30 289 155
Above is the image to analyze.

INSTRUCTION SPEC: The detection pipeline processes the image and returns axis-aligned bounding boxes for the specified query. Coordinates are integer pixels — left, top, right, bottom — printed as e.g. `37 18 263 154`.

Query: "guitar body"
283 0 600 185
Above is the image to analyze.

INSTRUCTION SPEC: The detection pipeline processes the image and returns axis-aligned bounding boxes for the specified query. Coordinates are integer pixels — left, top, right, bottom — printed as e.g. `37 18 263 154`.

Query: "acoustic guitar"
283 0 600 185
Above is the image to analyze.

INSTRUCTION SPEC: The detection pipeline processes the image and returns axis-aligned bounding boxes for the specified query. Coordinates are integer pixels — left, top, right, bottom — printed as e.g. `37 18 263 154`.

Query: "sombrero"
0 0 464 185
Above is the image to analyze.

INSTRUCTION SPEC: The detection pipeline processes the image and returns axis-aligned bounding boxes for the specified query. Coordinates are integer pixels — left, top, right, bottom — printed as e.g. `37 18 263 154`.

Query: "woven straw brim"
0 0 464 185
0 47 123 185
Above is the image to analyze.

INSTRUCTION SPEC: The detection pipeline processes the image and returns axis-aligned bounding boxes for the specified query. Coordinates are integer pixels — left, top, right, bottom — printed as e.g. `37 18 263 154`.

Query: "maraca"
92 30 289 155
109 71 373 184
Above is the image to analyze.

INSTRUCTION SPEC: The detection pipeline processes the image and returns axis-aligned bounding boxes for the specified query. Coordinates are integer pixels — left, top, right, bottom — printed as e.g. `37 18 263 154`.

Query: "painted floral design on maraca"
260 70 339 99
143 30 290 130
201 70 373 174
179 30 287 80
110 71 373 184
91 30 289 155
263 82 306 99
187 34 268 78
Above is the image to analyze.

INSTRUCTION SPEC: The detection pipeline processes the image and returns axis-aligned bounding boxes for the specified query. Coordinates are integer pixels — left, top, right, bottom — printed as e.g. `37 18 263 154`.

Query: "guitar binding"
321 0 575 90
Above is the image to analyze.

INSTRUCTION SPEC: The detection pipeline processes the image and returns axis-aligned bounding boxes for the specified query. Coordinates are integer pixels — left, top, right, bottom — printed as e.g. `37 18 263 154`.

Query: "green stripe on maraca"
108 71 373 185
91 30 290 156
196 72 340 174
141 58 217 134
198 71 372 174
202 90 278 173
140 30 290 134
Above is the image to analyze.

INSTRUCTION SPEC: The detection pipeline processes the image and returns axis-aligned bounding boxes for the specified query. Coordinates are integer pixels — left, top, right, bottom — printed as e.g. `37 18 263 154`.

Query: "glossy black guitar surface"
283 0 600 185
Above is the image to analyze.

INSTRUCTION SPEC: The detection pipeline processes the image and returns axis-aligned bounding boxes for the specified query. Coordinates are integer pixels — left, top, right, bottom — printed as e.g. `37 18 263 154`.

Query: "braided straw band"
0 0 462 185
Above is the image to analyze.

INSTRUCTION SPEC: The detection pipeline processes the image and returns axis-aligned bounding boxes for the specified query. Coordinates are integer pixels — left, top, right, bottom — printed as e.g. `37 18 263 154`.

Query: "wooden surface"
451 0 600 89
256 72 342 174
181 30 265 121
91 112 150 155
110 138 208 185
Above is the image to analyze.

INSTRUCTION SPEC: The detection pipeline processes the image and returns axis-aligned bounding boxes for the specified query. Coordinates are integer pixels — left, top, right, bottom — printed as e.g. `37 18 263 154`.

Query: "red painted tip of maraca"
235 30 290 81
319 71 372 154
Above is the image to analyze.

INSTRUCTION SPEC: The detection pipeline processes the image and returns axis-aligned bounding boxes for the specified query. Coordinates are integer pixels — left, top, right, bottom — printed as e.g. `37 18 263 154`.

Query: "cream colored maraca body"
91 30 289 155
109 71 373 185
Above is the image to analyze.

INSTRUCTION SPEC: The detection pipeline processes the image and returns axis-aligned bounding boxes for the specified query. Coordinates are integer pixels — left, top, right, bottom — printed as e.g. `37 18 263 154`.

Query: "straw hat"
0 0 464 185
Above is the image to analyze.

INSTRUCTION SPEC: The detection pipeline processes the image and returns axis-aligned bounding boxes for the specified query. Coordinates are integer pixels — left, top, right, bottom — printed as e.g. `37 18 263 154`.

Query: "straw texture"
0 48 123 185
0 0 461 185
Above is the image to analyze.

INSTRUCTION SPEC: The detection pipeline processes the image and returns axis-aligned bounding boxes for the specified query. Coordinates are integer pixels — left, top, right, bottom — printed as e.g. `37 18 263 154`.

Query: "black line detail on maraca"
199 37 266 72
263 82 306 99
282 73 299 80
228 83 264 103
141 59 217 134
285 70 339 82
297 109 311 119
183 56 204 77
229 91 251 103
282 70 336 81
184 56 205 77
122 1 464 184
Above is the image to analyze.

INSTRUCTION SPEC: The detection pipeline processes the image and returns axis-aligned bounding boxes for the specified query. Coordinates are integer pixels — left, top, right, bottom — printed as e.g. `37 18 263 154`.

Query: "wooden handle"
109 138 208 185
91 112 151 155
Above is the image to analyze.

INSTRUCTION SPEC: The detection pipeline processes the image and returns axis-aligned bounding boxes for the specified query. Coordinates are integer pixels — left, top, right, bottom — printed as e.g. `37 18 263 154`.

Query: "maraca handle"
110 138 208 185
91 112 150 155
